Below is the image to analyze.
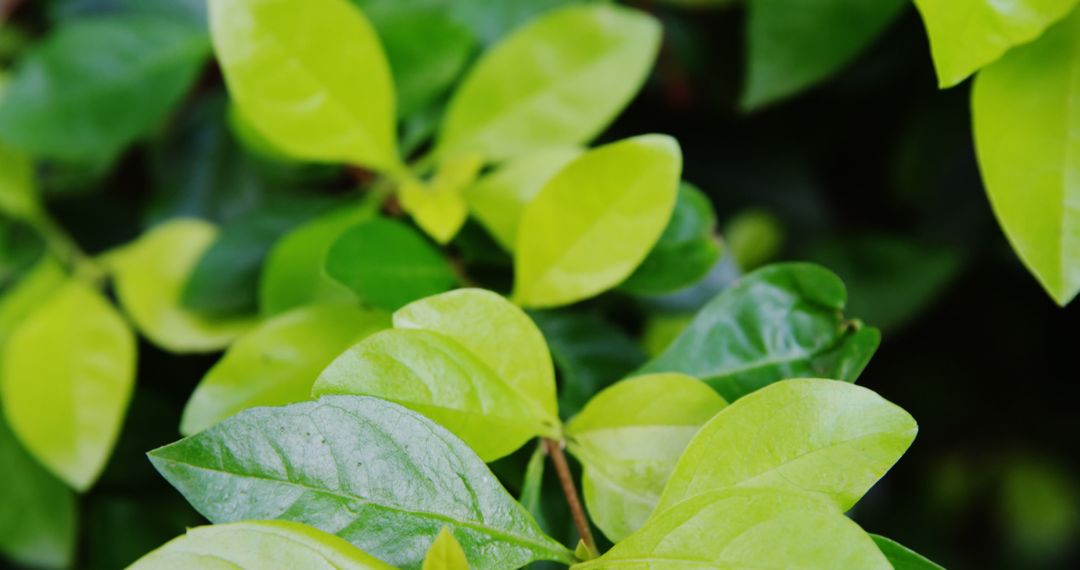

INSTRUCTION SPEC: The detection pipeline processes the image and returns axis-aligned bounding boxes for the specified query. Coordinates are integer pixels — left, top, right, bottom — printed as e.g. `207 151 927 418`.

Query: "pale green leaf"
394 288 559 424
575 488 890 569
259 204 372 317
128 520 394 570
208 0 400 171
0 256 65 348
313 328 555 461
0 280 136 490
109 219 257 353
149 396 574 569
913 0 1079 87
324 218 457 310
972 9 1080 306
871 534 945 570
636 263 881 401
565 373 727 542
463 147 581 251
400 153 484 244
513 135 683 308
742 0 907 109
0 16 209 163
437 4 660 161
654 379 917 515
180 303 389 435
422 527 469 570
0 414 76 568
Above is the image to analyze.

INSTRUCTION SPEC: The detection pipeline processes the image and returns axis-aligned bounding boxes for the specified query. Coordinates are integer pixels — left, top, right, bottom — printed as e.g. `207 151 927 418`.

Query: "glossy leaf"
394 289 560 424
620 182 721 296
400 153 484 244
180 303 389 435
464 147 581 251
109 219 257 353
438 4 660 161
208 0 400 171
566 373 727 542
259 204 373 317
576 488 890 569
128 520 394 570
872 534 945 570
150 396 574 569
913 0 1079 87
0 16 209 163
0 413 76 568
422 527 469 570
972 10 1080 306
654 379 917 515
313 328 556 460
325 218 457 311
0 280 136 490
637 263 881 401
514 135 683 308
742 0 907 109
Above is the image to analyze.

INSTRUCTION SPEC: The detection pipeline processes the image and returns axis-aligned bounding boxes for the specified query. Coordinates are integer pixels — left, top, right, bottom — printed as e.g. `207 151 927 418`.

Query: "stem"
0 0 25 22
543 438 596 554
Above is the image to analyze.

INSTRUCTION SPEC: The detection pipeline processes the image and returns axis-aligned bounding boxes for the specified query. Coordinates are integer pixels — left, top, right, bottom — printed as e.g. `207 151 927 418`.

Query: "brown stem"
543 438 596 554
0 0 26 23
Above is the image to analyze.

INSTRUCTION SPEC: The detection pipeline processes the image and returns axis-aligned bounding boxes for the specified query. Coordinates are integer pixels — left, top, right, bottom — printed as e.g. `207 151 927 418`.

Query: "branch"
543 438 596 554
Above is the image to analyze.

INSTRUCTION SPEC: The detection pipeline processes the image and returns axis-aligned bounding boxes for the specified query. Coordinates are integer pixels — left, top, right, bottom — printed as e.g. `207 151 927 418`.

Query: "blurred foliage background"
2 0 1079 569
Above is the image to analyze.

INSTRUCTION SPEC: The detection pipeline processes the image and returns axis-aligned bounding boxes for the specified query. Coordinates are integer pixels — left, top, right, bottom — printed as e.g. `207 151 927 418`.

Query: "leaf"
723 209 784 271
325 218 457 311
464 147 582 252
565 373 727 542
531 311 647 419
971 10 1080 306
259 203 373 317
575 488 890 569
0 414 76 569
654 379 917 515
394 288 560 424
514 135 683 308
208 0 400 171
0 256 65 348
437 4 661 162
620 182 722 296
313 328 556 461
400 153 484 244
0 280 136 490
636 263 881 401
109 219 257 353
149 396 574 569
0 16 209 163
742 0 907 109
871 534 945 570
422 527 470 570
128 520 394 569
519 442 548 527
913 0 1079 87
180 303 389 435
0 141 38 222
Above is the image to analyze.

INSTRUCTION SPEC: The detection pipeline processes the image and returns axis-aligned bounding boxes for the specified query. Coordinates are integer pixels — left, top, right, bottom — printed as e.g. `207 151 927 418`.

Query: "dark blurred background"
2 1 1079 569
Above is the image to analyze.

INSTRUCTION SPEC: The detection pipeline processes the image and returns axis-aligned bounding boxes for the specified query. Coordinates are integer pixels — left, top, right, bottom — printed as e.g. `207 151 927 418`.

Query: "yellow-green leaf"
913 0 1080 87
566 373 727 542
422 527 469 570
513 135 682 308
394 289 559 424
0 280 136 490
972 9 1080 306
208 0 400 171
128 520 395 570
180 303 389 435
109 219 257 353
437 4 660 162
0 141 38 221
400 153 484 244
464 147 582 251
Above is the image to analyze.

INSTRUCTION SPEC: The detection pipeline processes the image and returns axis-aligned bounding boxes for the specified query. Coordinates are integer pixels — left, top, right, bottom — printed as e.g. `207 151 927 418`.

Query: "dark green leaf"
149 395 574 569
620 182 721 296
0 16 209 163
49 0 208 29
636 263 880 401
325 218 456 311
871 534 945 570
